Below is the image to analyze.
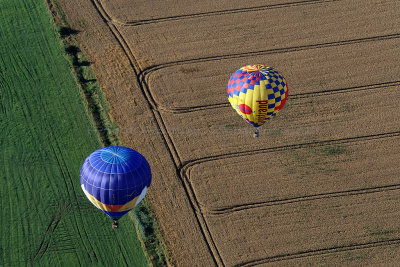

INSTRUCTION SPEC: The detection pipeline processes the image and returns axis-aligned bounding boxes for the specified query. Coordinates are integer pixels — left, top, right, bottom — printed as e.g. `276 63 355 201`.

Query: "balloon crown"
241 64 274 74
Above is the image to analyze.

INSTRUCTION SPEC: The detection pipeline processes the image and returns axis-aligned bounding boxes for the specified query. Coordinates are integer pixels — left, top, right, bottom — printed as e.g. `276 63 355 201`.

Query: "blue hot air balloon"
80 146 151 228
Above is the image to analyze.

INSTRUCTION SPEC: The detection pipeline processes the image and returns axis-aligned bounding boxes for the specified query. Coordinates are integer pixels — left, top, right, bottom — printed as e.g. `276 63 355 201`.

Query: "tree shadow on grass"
58 26 80 38
65 45 80 55
76 61 91 67
72 60 92 67
78 77 97 84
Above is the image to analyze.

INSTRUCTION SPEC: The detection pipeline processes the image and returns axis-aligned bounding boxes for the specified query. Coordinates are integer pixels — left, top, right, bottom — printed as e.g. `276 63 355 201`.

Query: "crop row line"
47 117 99 262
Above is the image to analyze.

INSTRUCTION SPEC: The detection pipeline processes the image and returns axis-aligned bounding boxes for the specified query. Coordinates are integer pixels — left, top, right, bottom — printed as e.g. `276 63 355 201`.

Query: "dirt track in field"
58 0 400 265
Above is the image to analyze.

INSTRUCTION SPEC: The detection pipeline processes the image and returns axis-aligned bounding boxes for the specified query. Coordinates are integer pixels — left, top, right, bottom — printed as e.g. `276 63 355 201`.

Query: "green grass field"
0 0 149 265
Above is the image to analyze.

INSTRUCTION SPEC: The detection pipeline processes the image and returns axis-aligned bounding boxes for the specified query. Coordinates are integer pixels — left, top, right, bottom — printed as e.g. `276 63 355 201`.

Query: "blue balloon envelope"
80 146 151 219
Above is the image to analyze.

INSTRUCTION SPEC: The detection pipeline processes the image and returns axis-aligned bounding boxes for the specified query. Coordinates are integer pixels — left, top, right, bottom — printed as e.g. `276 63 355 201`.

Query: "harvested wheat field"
58 0 400 265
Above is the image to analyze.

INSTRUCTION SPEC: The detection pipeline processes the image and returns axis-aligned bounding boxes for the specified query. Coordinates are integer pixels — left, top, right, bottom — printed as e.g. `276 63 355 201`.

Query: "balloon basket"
112 219 119 229
254 128 259 138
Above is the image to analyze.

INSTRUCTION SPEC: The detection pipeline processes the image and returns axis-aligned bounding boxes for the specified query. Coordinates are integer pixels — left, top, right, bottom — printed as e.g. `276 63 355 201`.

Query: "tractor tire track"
87 1 400 266
28 42 99 261
140 32 400 81
203 184 400 215
47 126 98 263
155 80 400 114
182 131 400 173
181 131 400 214
32 203 67 261
236 238 400 266
32 213 60 260
97 0 400 116
139 34 400 113
91 4 183 171
90 0 224 265
0 68 12 116
107 0 341 26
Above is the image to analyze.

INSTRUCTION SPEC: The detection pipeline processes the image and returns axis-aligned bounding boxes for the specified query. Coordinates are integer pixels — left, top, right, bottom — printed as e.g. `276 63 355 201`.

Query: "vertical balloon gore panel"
227 65 288 129
80 146 151 220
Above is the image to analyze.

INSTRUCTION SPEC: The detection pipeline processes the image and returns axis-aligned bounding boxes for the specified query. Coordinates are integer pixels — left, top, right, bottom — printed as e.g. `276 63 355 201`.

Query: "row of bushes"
48 0 170 265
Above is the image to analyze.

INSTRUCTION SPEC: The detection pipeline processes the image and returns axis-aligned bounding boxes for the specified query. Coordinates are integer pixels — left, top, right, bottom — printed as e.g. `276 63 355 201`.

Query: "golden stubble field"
58 0 400 265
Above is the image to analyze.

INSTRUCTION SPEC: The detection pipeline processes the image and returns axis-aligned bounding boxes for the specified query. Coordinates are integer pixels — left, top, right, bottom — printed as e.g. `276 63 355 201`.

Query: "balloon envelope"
227 65 288 127
80 146 151 219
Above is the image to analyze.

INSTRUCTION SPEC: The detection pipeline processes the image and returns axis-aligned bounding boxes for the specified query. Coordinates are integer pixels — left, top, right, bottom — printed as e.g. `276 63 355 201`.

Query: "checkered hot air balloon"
227 65 288 137
80 146 151 229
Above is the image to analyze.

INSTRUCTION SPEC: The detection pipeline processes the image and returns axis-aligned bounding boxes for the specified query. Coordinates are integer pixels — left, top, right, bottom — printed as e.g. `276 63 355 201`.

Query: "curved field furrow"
182 132 400 211
201 185 400 215
239 238 400 266
90 0 185 171
143 36 400 112
178 132 400 265
205 190 400 266
90 0 157 107
55 0 400 265
82 0 223 264
100 0 340 25
139 33 400 77
161 85 400 162
117 0 400 68
146 80 400 114
182 131 400 172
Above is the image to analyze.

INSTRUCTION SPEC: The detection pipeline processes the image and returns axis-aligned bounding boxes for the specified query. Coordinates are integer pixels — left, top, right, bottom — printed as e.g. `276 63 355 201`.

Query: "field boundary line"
109 0 341 26
152 110 182 167
90 0 225 265
88 0 184 265
107 22 160 110
90 0 158 110
237 238 400 266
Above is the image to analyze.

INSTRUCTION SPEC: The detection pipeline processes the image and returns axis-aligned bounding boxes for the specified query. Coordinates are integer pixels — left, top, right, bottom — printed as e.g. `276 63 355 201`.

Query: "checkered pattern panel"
227 64 288 127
